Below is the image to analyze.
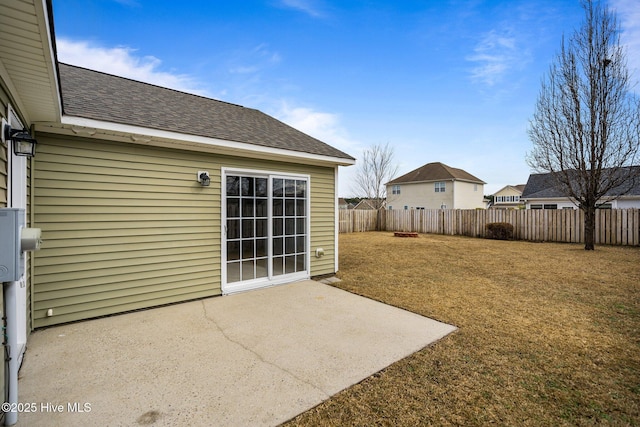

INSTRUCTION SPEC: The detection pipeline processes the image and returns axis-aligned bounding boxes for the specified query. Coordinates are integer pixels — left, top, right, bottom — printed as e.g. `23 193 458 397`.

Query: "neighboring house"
1 2 354 422
386 162 486 210
338 198 354 209
353 198 385 210
491 185 526 209
521 169 640 209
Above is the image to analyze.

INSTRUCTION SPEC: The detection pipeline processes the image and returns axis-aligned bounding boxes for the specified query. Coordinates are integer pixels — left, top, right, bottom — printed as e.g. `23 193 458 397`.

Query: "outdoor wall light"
197 171 210 186
1 119 37 157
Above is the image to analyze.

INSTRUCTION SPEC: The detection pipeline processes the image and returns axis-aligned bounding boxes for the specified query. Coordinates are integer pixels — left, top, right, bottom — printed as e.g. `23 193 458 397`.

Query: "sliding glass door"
223 170 309 293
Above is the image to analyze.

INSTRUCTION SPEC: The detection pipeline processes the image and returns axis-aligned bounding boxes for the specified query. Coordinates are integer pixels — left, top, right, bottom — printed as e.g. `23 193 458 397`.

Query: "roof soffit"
0 0 61 124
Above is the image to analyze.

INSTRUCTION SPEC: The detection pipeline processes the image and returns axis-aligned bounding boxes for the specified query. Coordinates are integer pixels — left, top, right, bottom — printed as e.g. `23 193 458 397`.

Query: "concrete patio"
16 280 456 426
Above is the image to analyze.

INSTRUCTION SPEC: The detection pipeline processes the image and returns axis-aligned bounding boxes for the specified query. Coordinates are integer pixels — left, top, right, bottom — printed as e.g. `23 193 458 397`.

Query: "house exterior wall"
453 181 484 209
33 134 337 328
1 83 9 207
386 180 454 210
386 180 484 210
492 186 524 209
0 83 6 416
616 198 640 208
524 197 640 209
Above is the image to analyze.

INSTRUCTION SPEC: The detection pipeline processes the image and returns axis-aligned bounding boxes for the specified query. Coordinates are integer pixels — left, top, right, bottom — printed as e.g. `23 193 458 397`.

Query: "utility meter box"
0 208 42 282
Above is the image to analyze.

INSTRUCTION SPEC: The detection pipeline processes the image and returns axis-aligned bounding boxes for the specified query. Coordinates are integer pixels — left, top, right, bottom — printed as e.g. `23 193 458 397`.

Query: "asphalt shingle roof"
58 63 354 161
387 162 486 185
522 167 640 199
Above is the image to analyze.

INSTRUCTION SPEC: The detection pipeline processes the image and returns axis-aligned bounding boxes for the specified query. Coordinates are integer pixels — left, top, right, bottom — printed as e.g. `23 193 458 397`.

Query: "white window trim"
221 167 311 294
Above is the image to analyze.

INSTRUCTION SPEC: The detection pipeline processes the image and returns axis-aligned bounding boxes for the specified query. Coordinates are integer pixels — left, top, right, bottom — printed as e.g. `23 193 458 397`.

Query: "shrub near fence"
338 208 640 246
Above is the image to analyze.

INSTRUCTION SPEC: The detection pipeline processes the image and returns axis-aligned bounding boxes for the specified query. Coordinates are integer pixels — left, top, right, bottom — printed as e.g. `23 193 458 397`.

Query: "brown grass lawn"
285 232 640 426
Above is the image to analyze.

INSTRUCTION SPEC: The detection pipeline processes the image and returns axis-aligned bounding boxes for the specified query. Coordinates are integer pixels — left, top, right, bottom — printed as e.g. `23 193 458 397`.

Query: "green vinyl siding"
33 134 337 327
0 86 7 207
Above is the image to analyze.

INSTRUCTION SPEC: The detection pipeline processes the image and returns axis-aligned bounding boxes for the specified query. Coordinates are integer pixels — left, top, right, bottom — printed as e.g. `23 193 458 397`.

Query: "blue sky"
51 0 640 196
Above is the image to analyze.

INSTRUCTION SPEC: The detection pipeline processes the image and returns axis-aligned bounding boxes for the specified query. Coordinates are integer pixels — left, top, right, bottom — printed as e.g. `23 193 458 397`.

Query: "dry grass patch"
286 232 640 426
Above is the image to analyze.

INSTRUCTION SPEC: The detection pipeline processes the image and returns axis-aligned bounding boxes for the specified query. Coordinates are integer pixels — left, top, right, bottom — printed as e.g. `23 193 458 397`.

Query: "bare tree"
352 143 399 210
527 0 640 250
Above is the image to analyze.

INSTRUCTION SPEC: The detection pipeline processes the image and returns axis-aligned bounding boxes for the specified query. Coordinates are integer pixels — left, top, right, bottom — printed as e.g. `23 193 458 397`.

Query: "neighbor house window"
392 185 401 195
531 204 543 210
543 204 558 210
435 182 446 192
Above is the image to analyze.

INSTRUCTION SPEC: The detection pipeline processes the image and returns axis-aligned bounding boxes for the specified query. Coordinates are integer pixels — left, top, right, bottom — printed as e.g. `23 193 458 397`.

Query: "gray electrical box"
0 208 42 282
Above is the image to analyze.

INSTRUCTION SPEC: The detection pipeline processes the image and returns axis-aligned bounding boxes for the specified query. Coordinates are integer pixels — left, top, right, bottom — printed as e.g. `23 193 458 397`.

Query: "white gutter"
37 116 356 167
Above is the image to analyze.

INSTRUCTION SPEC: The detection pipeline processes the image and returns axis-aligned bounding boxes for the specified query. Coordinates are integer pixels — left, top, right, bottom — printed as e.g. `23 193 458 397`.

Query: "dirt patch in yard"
285 232 640 426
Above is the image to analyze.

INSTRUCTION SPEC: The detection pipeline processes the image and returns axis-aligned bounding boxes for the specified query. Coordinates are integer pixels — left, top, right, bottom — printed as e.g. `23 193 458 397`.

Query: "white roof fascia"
43 116 356 166
34 0 62 120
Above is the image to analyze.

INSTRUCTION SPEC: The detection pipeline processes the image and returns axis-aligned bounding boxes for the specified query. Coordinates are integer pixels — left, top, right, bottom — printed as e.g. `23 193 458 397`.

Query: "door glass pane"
285 200 295 216
296 199 305 216
285 256 295 273
226 176 239 196
256 178 268 197
285 179 295 197
227 241 240 261
273 199 283 216
227 199 240 217
273 218 283 236
273 179 283 197
242 260 255 280
256 199 268 217
273 237 283 256
296 254 305 271
227 174 308 286
296 180 306 197
242 240 254 259
256 219 267 237
242 199 254 217
242 219 254 238
241 177 254 196
227 219 240 239
273 257 283 276
285 218 295 235
256 258 268 278
227 262 240 283
256 239 267 257
285 237 295 254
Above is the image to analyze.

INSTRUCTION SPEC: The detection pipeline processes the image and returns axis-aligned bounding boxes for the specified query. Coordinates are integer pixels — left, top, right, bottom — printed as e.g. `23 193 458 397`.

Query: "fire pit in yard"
394 232 419 237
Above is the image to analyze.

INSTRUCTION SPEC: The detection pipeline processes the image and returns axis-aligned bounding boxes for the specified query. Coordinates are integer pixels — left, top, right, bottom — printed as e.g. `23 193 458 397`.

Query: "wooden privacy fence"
339 208 640 246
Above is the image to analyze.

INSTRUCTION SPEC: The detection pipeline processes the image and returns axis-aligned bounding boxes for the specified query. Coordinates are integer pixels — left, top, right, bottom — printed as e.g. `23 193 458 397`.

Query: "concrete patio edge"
16 280 456 426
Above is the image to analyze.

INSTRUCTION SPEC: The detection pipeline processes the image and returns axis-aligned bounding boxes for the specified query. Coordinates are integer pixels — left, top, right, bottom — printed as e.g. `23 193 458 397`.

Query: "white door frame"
6 105 28 356
221 167 310 294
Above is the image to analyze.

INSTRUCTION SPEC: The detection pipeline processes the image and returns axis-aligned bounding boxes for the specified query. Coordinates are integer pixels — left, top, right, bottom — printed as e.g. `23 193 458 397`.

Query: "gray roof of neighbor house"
387 162 486 185
522 167 640 199
58 63 354 161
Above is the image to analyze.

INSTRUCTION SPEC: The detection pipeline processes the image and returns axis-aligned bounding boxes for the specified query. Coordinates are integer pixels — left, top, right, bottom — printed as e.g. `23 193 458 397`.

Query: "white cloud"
277 0 325 18
467 29 523 86
229 44 281 74
56 38 208 96
273 102 360 196
275 102 359 153
610 0 640 79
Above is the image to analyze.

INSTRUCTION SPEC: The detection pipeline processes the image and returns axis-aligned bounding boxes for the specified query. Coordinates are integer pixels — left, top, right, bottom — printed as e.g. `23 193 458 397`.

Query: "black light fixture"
197 171 210 187
1 120 37 157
